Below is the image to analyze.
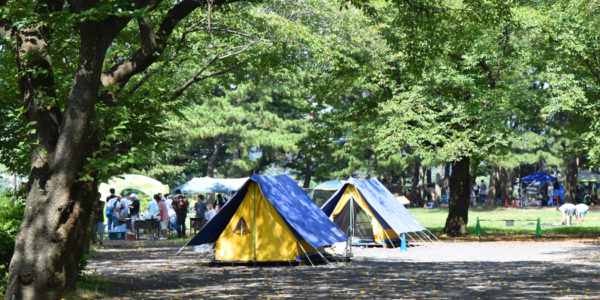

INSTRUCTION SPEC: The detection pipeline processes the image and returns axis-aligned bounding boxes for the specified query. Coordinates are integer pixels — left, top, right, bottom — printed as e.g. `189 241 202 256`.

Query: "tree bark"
7 19 111 299
6 1 240 299
207 135 225 178
499 167 513 205
564 156 578 203
410 163 421 206
488 166 500 205
443 156 470 236
434 164 443 205
444 163 450 189
303 154 313 189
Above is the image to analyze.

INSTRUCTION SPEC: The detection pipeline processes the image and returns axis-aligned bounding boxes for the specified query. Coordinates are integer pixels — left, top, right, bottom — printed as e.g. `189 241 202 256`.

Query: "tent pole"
425 229 440 241
297 239 316 267
253 183 257 264
406 231 423 244
347 193 354 256
404 232 419 244
418 230 433 242
416 231 430 243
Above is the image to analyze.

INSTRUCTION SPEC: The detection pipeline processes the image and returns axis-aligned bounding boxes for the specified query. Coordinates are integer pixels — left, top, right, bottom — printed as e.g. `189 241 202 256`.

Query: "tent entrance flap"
332 199 373 241
330 186 398 244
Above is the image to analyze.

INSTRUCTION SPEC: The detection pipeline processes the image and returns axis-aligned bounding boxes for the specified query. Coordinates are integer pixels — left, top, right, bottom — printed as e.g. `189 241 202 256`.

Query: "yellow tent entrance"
215 182 317 262
330 185 399 244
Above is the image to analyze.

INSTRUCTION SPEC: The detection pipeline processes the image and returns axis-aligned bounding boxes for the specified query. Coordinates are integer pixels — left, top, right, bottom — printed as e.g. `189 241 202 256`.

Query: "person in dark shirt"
216 194 226 207
172 195 189 238
129 193 141 229
194 194 208 228
194 195 207 218
92 192 105 245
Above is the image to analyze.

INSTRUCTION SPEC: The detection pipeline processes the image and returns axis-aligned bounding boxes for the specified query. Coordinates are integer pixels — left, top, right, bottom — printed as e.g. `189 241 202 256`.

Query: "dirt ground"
84 239 600 299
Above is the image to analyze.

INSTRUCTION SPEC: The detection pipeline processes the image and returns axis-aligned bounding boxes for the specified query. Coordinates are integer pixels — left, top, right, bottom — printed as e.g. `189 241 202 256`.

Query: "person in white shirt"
165 195 177 234
575 203 589 224
558 203 576 225
204 203 217 222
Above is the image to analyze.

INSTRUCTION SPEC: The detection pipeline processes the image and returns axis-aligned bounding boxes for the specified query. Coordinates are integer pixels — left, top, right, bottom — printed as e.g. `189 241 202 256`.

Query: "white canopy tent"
173 177 248 194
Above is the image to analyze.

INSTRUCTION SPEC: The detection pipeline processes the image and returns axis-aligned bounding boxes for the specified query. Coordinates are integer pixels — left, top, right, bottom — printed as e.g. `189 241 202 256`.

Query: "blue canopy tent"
520 171 557 185
520 171 558 206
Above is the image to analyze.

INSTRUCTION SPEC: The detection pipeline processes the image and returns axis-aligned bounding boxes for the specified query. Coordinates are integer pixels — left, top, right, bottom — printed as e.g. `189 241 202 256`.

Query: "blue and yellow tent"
188 174 346 262
322 178 428 245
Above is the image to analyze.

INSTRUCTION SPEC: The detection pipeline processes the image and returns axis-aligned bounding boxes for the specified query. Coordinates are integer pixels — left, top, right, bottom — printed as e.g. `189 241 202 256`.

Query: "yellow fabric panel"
331 186 374 217
215 182 303 262
373 226 399 243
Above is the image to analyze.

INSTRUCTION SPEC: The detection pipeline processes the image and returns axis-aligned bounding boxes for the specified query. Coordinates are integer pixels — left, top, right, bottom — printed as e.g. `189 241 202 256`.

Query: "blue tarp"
520 171 557 184
188 174 346 249
322 178 427 234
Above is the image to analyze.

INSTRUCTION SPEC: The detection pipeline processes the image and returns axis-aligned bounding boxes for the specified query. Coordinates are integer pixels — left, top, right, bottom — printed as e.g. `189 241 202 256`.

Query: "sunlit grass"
410 207 600 237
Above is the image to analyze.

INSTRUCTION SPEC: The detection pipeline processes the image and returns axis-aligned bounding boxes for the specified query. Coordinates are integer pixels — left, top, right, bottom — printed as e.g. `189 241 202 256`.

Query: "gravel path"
85 239 600 299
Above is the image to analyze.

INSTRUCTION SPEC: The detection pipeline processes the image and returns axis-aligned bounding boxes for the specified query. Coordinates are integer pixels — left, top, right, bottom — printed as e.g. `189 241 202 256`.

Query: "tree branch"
100 0 239 104
167 59 248 102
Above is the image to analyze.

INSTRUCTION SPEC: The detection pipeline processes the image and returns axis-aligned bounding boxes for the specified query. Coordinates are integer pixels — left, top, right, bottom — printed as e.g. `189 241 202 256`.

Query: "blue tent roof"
188 174 346 249
520 171 557 184
322 178 426 234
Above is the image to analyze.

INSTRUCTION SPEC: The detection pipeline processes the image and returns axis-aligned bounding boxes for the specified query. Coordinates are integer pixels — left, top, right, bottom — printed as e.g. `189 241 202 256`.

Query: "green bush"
0 192 25 296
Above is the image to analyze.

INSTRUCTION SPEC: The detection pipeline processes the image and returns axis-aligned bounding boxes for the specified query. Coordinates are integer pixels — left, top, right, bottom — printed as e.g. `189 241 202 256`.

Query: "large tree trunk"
564 156 578 203
499 167 513 205
419 166 426 204
410 163 421 206
444 163 450 189
434 164 443 205
488 166 500 205
443 156 471 236
303 154 313 189
207 135 225 178
6 22 110 299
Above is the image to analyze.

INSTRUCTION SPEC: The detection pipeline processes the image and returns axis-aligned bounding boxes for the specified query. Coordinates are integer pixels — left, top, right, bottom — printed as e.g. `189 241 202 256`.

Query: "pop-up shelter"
187 174 346 263
321 178 432 245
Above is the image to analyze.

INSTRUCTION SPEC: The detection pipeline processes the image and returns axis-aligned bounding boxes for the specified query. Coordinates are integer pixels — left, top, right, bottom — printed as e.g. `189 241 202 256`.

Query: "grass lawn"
410 207 600 239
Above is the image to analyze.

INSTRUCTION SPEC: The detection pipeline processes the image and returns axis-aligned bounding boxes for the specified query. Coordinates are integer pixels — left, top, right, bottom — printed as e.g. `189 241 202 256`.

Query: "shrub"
0 192 25 296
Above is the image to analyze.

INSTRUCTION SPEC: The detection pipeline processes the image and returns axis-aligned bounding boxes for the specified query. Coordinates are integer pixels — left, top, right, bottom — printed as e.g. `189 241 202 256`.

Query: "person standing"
470 182 478 207
194 195 207 224
92 192 105 245
478 180 487 205
156 194 169 240
129 193 140 229
173 195 189 238
106 194 122 231
106 188 116 202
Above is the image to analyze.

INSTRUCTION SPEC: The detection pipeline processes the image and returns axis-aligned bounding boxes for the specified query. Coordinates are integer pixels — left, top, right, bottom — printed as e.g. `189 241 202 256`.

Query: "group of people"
91 188 227 243
558 202 590 225
91 189 142 245
470 180 487 206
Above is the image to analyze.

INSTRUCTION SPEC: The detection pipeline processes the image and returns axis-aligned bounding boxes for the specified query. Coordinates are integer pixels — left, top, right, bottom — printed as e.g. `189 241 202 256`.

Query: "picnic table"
133 219 160 239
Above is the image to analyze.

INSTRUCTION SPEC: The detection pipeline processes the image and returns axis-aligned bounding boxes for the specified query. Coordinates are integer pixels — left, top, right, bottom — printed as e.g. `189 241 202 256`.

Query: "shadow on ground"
84 240 600 299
